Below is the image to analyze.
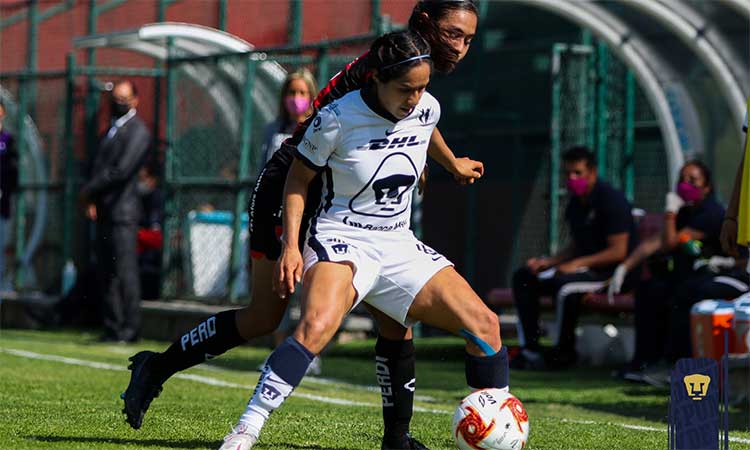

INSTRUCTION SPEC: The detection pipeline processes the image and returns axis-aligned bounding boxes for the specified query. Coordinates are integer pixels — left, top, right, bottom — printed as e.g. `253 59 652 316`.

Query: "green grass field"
1 329 748 450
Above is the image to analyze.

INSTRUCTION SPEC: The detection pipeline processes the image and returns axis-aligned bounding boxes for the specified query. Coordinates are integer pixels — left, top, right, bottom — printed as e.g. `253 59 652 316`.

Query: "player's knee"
464 308 501 351
295 317 338 353
235 306 282 338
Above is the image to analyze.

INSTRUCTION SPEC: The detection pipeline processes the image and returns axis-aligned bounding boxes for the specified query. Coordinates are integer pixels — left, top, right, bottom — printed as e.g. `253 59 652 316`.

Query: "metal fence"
0 27 670 301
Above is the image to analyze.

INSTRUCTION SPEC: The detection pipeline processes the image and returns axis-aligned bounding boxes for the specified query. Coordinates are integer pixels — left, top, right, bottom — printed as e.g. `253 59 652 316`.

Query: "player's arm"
427 128 483 184
276 158 318 298
277 107 341 298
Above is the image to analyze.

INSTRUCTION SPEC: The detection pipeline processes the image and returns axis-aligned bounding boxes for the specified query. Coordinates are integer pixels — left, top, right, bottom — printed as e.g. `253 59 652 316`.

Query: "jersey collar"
360 85 400 124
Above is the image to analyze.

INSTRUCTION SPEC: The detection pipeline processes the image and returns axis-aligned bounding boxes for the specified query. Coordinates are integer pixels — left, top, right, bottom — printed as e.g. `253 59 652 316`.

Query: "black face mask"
111 101 130 119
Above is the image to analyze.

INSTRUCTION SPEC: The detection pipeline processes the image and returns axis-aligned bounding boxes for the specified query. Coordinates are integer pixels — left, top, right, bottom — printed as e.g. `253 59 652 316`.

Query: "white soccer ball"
452 389 529 450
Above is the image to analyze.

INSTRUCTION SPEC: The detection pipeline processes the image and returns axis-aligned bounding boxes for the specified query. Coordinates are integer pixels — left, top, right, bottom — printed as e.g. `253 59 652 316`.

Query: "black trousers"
97 221 141 341
634 269 749 365
670 270 749 360
512 266 612 352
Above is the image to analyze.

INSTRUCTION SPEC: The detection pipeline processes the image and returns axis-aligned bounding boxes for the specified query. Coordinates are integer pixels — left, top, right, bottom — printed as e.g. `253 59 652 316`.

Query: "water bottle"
678 232 702 257
61 260 77 297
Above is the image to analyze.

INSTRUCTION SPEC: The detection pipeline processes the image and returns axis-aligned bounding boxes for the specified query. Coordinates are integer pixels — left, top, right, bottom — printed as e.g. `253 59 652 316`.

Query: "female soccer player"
219 29 509 450
123 3 481 448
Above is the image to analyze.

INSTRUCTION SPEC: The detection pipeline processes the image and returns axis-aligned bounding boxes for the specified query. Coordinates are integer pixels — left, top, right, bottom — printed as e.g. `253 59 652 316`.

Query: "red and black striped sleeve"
286 51 372 147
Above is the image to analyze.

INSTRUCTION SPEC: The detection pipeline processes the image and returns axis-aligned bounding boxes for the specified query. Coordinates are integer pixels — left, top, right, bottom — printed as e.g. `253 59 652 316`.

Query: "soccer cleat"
381 433 430 450
218 424 259 450
122 351 163 430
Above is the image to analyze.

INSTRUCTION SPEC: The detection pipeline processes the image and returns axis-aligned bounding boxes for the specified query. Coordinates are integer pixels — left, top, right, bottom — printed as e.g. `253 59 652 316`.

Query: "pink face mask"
677 181 703 203
566 178 589 196
285 96 310 116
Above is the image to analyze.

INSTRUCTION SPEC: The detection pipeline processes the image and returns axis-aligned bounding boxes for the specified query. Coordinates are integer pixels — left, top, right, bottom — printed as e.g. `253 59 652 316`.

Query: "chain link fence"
0 31 668 300
545 40 668 262
161 38 373 302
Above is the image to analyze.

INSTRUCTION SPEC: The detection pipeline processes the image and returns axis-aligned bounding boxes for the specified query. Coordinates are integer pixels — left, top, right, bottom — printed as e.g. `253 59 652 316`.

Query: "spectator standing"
80 80 150 343
261 69 317 164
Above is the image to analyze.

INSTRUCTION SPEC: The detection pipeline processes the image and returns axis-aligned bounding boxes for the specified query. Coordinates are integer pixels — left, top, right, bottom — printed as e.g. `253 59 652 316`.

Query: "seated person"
512 146 638 369
609 160 746 378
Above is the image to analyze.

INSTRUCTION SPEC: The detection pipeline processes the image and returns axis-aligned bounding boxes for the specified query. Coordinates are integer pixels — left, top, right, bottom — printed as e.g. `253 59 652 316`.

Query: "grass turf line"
1 329 748 449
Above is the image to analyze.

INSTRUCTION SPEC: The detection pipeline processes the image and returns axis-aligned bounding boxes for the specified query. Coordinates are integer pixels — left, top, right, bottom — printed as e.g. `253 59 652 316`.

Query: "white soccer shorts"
302 232 453 326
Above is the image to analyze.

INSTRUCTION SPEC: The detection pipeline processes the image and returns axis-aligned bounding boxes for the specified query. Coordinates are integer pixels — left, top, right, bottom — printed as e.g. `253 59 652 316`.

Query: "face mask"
284 96 310 116
677 181 703 203
566 178 589 197
111 101 130 118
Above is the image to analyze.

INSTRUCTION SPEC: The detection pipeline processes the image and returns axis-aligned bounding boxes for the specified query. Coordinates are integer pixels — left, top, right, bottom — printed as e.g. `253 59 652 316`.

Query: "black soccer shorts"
248 149 321 261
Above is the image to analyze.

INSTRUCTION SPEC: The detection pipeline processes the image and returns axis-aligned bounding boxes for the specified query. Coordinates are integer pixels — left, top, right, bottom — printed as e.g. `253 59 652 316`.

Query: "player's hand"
607 264 627 304
526 257 551 275
720 218 739 257
275 245 303 299
452 157 484 185
664 192 684 214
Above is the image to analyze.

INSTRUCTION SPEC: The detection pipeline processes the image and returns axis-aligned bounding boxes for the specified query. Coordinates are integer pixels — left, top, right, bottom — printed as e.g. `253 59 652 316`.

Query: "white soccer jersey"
296 88 440 241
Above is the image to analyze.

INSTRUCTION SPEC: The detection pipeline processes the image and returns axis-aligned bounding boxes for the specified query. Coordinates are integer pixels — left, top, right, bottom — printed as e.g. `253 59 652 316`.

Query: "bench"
485 287 634 315
485 211 663 320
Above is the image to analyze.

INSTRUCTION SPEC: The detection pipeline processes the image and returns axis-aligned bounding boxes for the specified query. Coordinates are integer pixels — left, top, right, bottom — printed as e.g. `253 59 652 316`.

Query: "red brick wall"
2 1 421 73
1 1 419 148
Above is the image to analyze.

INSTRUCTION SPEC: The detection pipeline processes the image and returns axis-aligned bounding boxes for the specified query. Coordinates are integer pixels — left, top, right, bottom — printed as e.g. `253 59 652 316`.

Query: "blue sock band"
465 346 509 390
459 328 497 356
266 337 315 387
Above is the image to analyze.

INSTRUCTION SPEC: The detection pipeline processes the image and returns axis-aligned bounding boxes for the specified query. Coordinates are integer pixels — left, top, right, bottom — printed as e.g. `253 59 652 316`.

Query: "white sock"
237 365 295 433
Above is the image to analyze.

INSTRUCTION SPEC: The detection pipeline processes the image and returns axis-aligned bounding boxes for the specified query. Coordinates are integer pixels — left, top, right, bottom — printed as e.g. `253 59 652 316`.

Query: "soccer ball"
452 389 529 450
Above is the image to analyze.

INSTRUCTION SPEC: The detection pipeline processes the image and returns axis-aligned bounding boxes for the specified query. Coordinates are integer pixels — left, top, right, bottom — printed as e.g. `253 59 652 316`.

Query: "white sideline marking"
4 347 750 444
0 348 447 414
201 361 438 402
562 419 750 444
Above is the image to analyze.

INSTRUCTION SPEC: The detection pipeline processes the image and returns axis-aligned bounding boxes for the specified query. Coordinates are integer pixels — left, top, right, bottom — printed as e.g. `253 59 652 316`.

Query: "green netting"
160 40 371 301
547 40 668 258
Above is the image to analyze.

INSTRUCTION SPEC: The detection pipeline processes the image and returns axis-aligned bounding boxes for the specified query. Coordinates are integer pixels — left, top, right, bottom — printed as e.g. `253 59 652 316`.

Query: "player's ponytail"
369 30 432 83
408 0 478 73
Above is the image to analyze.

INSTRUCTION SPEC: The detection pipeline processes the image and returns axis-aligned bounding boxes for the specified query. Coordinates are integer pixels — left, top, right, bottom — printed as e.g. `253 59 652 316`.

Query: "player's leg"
221 261 357 449
150 258 287 379
122 258 289 430
367 306 426 449
122 164 291 429
407 267 509 391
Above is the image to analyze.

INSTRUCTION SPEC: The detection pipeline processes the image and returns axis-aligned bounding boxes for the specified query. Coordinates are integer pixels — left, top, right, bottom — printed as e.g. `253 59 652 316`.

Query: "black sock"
375 336 415 442
149 310 245 383
465 346 509 390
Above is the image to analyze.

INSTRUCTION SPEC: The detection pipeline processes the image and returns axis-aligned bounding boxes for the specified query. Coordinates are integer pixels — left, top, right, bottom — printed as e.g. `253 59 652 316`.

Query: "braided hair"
368 30 432 83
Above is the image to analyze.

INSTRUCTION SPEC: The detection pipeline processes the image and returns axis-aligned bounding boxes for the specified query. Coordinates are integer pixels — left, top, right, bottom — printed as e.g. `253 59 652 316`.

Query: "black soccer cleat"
381 433 430 450
121 350 163 430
